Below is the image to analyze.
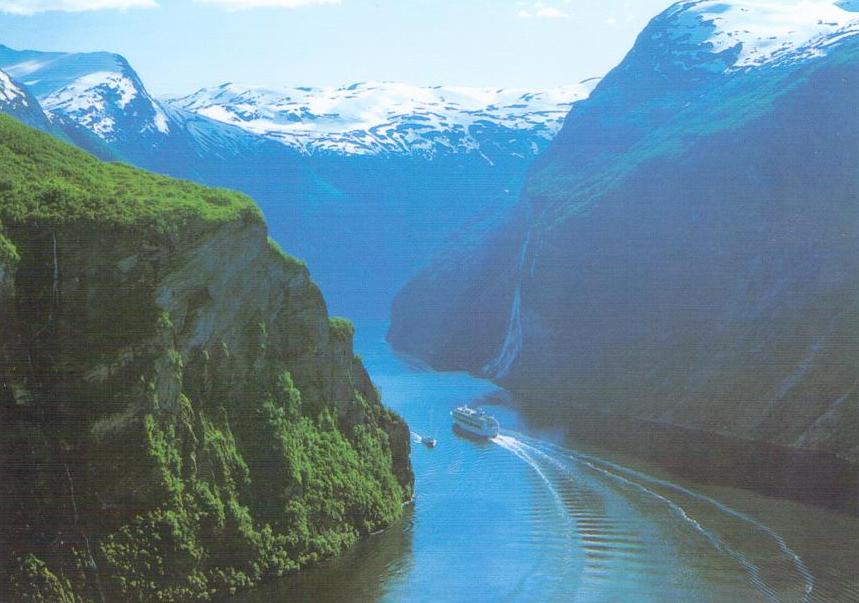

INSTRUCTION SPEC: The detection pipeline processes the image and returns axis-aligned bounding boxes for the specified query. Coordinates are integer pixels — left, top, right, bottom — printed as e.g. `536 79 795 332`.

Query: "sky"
0 0 676 95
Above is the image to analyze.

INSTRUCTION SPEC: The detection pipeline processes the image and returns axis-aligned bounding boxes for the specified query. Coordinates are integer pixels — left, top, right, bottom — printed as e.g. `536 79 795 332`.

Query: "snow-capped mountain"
0 43 598 165
0 44 309 182
0 69 30 110
0 46 170 144
658 0 859 71
39 69 170 140
168 80 598 158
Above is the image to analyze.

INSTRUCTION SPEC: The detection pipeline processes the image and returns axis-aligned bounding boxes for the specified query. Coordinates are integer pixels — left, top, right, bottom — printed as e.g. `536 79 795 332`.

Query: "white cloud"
0 0 156 14
194 0 339 10
604 15 618 26
517 1 570 20
536 6 567 18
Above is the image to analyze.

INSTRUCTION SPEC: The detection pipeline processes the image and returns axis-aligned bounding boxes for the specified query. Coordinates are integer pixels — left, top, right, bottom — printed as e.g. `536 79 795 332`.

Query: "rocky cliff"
390 1 859 463
0 114 412 601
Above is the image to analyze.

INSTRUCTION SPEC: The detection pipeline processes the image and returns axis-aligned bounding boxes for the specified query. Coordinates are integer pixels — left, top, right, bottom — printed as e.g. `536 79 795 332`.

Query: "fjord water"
231 320 859 602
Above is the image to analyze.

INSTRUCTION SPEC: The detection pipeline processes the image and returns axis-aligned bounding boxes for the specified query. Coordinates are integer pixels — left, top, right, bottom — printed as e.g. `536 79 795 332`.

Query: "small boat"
451 405 499 438
422 407 438 447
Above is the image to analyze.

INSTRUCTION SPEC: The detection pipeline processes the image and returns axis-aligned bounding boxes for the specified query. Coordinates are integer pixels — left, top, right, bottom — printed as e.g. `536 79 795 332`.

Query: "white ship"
451 405 499 438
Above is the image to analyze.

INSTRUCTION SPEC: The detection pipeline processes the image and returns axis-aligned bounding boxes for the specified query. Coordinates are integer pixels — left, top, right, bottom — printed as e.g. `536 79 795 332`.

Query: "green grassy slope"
0 114 260 236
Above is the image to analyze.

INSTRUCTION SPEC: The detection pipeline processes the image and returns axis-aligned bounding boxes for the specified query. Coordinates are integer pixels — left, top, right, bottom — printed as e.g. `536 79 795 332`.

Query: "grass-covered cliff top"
0 114 262 239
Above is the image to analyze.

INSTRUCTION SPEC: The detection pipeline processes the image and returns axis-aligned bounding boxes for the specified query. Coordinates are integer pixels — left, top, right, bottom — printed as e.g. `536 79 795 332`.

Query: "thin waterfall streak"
52 231 59 300
485 289 522 379
483 231 532 378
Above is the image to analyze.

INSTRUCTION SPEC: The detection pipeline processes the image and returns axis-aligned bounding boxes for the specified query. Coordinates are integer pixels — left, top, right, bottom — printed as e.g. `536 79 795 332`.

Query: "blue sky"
0 0 675 95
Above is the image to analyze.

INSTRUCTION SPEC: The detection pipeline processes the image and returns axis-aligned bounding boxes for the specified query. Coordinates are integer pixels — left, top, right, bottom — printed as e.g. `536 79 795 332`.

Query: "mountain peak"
0 46 132 96
0 46 170 141
661 0 859 70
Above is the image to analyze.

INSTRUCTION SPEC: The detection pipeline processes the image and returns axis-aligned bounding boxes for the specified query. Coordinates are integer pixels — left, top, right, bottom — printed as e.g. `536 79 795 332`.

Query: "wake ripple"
498 432 815 603
516 438 778 602
517 434 815 602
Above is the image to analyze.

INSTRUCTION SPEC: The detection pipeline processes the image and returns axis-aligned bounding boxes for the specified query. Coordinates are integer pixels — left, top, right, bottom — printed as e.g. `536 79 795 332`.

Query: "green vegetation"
9 555 79 603
0 116 412 601
0 226 18 267
328 316 356 341
94 373 404 602
0 114 261 235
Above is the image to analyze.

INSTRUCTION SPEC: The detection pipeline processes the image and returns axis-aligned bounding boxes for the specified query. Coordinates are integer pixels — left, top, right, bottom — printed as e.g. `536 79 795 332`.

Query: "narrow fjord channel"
230 320 859 603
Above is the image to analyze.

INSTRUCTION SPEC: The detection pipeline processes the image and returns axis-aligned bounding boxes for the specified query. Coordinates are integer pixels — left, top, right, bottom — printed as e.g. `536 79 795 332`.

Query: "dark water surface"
230 320 859 602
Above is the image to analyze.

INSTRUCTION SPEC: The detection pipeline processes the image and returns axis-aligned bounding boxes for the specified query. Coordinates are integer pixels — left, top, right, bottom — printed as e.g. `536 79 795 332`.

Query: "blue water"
231 320 858 603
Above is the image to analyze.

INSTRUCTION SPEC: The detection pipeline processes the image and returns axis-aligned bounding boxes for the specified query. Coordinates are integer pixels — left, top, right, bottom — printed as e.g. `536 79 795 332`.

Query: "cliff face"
390 3 859 462
0 116 412 601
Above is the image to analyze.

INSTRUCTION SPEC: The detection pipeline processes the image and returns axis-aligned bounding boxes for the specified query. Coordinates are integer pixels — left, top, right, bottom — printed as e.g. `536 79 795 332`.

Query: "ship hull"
452 417 498 439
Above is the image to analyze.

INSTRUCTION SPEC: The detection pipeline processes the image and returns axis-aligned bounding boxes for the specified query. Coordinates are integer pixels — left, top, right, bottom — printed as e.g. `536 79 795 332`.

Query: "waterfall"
65 464 107 603
52 231 59 301
482 231 531 379
33 232 61 339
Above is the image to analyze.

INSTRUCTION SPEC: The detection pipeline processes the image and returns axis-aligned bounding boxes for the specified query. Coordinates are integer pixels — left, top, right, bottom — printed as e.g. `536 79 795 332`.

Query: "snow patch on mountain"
0 69 26 104
40 70 169 138
0 67 54 129
168 80 597 157
667 0 859 69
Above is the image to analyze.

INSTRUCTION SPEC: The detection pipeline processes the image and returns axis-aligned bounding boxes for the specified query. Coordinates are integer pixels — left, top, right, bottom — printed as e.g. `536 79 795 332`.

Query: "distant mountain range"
170 80 596 159
0 44 593 318
389 0 859 462
0 43 594 164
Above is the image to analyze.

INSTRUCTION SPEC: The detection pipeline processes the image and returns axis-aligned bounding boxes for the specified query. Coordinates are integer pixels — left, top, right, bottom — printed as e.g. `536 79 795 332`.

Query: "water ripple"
501 432 816 603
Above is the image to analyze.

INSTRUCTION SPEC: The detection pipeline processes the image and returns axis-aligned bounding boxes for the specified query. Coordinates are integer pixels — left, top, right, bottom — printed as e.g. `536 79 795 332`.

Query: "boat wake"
492 433 815 603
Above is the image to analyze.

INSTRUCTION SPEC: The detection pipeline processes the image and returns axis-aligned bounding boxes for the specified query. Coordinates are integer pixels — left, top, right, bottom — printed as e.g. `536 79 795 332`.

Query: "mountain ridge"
168 79 598 159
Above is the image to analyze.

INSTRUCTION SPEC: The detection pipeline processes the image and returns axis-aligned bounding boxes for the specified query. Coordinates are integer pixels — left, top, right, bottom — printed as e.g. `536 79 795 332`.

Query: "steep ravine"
0 116 413 601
